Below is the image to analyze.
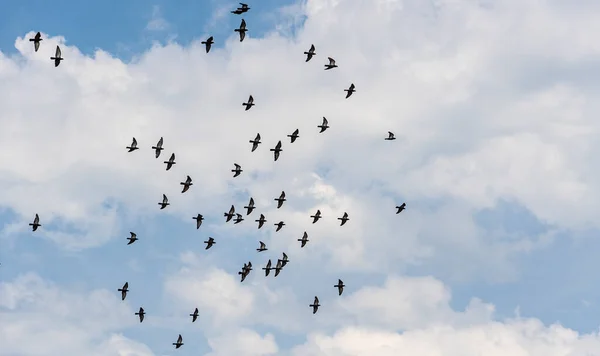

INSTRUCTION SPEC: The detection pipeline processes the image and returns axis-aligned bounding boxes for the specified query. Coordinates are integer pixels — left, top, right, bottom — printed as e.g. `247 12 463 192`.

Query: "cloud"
146 5 169 32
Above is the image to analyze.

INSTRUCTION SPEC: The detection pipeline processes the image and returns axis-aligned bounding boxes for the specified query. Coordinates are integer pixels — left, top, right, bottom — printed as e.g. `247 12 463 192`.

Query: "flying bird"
255 214 266 229
335 279 345 296
232 163 243 177
126 137 139 152
235 19 248 42
249 133 261 152
190 308 199 322
158 194 169 209
152 137 164 158
204 237 215 250
274 221 285 232
193 214 204 229
243 95 254 110
201 36 214 53
298 231 309 248
304 44 316 62
180 175 193 193
385 131 396 140
29 214 41 231
118 282 129 301
29 32 42 52
279 252 289 267
224 205 235 222
50 45 63 67
257 241 267 252
173 334 183 349
263 259 273 276
244 197 256 215
396 203 406 214
310 296 320 314
318 117 330 133
270 140 282 161
163 153 176 170
231 2 250 14
239 262 252 282
338 212 349 226
344 83 356 99
287 129 299 143
274 191 286 208
234 213 244 224
127 232 138 245
274 259 283 277
324 57 337 70
310 209 322 224
135 307 145 322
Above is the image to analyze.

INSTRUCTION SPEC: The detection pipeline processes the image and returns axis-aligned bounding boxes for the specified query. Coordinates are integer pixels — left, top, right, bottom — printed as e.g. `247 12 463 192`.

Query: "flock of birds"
23 2 407 349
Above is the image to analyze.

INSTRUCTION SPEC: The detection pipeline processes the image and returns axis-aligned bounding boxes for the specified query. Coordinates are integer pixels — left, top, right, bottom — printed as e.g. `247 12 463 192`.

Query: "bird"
338 212 349 226
193 214 204 229
335 279 345 296
249 133 261 152
244 197 256 215
152 137 164 158
304 44 316 62
204 237 215 250
310 209 322 223
224 205 235 222
190 308 199 322
239 262 252 282
318 117 330 133
232 163 243 177
135 307 145 322
257 241 267 252
344 83 356 99
126 137 139 152
127 232 138 245
234 213 244 224
29 214 41 231
287 129 299 143
118 282 129 301
270 140 282 161
235 19 248 42
243 95 254 110
255 214 266 229
173 334 183 349
201 36 214 53
274 191 286 208
263 259 273 276
231 3 250 14
29 32 42 52
310 296 320 314
180 175 193 193
298 231 309 248
279 252 289 267
164 153 176 170
158 194 169 209
274 259 283 277
274 221 285 232
50 45 63 67
396 203 406 214
385 131 396 140
324 57 337 70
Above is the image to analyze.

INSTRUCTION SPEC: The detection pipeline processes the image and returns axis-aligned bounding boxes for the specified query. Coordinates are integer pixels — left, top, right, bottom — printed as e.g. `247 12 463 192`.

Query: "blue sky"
2 0 600 355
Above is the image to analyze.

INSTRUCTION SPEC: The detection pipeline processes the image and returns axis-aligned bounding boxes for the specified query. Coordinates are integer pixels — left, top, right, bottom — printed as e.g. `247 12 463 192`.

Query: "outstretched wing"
157 137 163 148
241 19 246 29
310 44 315 52
328 57 335 65
55 46 61 57
323 117 328 126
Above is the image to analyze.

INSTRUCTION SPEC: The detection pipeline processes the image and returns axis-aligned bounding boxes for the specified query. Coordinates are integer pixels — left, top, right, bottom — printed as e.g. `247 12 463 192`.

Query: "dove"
396 203 406 214
126 137 139 152
263 259 273 276
250 133 261 152
287 129 299 143
279 252 289 268
256 241 267 252
318 117 329 133
243 95 254 110
310 209 322 223
385 131 396 140
173 334 183 349
158 194 169 209
163 153 176 170
190 308 199 322
270 140 282 161
244 197 256 215
180 175 193 193
127 232 138 245
274 221 285 232
201 36 214 53
204 237 215 250
255 214 266 229
50 45 63 67
118 282 129 301
274 191 286 208
338 212 349 226
344 83 356 99
335 279 345 296
29 214 41 231
231 3 250 14
324 57 337 70
224 205 235 222
29 32 42 52
310 296 320 314
152 137 164 158
298 231 309 247
234 213 244 224
135 307 145 322
304 44 316 62
235 19 248 42
232 163 243 177
193 214 204 229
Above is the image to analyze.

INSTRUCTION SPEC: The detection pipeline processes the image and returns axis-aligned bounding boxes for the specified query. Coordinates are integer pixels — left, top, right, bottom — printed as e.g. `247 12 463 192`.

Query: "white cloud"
146 5 169 32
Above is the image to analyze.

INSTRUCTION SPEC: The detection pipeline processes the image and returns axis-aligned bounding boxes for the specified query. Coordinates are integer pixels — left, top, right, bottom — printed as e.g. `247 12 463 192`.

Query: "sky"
2 0 600 355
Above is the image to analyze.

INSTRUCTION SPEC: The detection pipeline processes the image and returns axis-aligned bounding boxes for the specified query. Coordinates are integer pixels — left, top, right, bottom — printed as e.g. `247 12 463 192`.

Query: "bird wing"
266 260 271 268
259 241 265 248
234 163 240 169
123 282 128 289
34 214 39 224
338 279 343 285
162 194 168 203
56 46 61 57
323 117 328 125
34 41 40 51
256 133 261 141
130 232 136 239
388 131 393 137
229 205 235 214
343 212 348 218
169 153 175 161
249 197 254 206
280 191 285 199
177 335 182 343
310 44 315 52
350 83 355 90
283 252 288 260
241 19 246 29
208 36 213 42
132 137 137 146
276 140 282 149
35 32 41 39
293 129 299 135
316 209 321 216
328 57 334 65
315 296 319 304
303 231 308 240
157 137 163 147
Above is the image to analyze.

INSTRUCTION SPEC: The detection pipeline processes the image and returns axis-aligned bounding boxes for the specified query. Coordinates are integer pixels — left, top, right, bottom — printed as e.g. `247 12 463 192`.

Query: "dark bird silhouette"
239 262 252 282
204 237 215 250
304 44 316 62
50 45 63 67
127 232 138 245
310 209 322 223
279 252 289 268
193 214 204 229
270 140 282 161
250 133 261 152
244 197 255 215
173 334 183 349
118 282 129 301
338 212 349 226
298 231 309 248
257 241 267 252
255 214 266 229
190 308 199 322
164 153 176 170
29 32 42 52
274 259 283 277
231 3 250 14
235 19 248 42
396 203 406 214
234 213 244 224
318 117 330 133
126 137 139 152
29 214 41 231
274 191 286 208
344 83 356 99
274 221 285 232
263 259 273 276
310 296 320 314
287 129 299 143
135 307 145 322
180 175 193 193
201 36 214 53
335 279 345 296
224 205 235 222
152 137 164 158
232 163 243 177
243 95 254 110
324 57 337 70
158 194 169 209
385 131 396 140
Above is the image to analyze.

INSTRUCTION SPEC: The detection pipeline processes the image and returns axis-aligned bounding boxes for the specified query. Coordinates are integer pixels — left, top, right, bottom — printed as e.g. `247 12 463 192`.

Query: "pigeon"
243 95 254 110
298 231 309 248
118 282 129 301
126 137 139 152
190 308 199 322
234 213 244 224
193 214 204 229
274 191 286 208
256 241 267 252
204 237 215 250
270 140 282 161
263 259 273 276
385 131 396 140
201 36 214 53
279 252 289 267
173 334 183 349
235 19 248 42
304 44 316 62
255 214 266 229
231 2 250 14
152 137 164 158
127 232 138 245
232 163 243 177
180 175 193 193
318 117 330 133
274 259 283 277
135 307 145 322
287 129 299 143
396 203 406 214
50 45 63 67
338 212 349 226
244 197 256 215
164 153 176 170
250 133 261 152
224 205 235 222
335 279 345 296
324 57 337 70
344 83 356 99
310 209 322 224
310 296 320 314
274 221 285 232
239 262 252 282
29 214 41 231
29 32 42 52
158 194 169 209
